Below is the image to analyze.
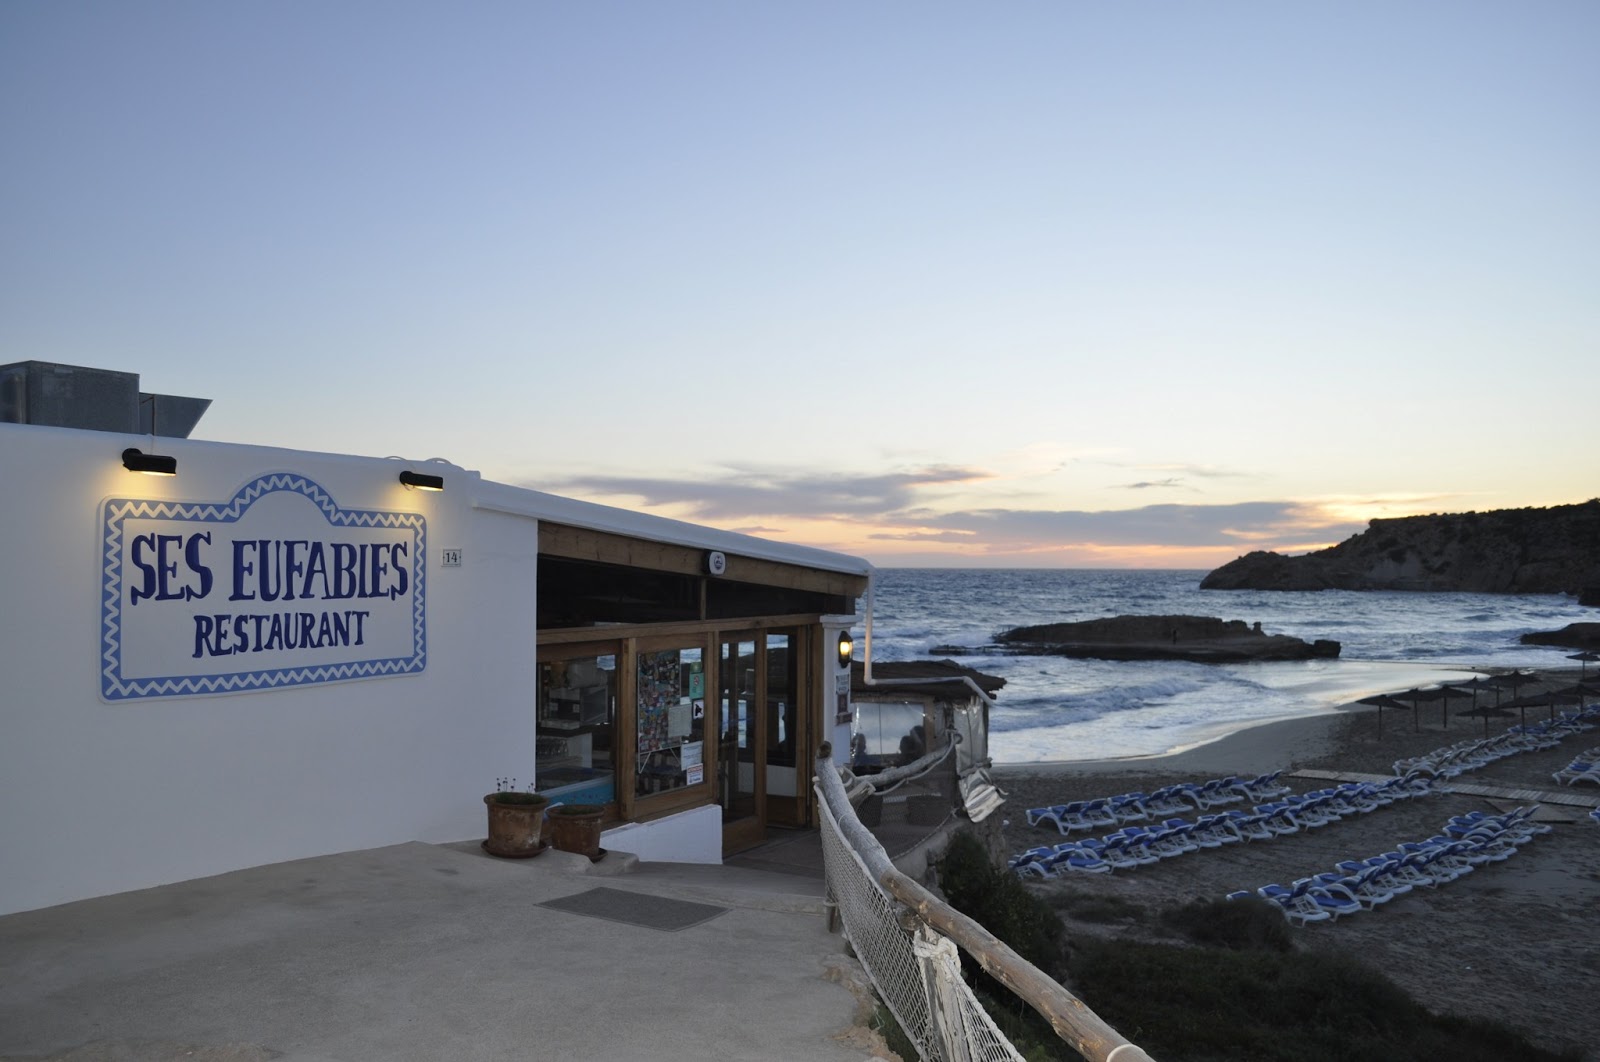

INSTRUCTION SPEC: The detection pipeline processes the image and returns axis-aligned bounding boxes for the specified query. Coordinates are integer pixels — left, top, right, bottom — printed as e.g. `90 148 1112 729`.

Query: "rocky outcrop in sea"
985 614 1339 663
1201 500 1600 595
1520 623 1600 650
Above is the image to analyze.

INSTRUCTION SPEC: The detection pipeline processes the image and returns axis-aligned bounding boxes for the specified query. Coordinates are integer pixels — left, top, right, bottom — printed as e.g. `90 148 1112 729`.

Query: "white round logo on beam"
706 551 727 577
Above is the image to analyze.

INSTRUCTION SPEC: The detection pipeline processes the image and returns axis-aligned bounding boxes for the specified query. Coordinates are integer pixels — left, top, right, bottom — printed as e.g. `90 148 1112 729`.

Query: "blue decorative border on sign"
101 473 427 701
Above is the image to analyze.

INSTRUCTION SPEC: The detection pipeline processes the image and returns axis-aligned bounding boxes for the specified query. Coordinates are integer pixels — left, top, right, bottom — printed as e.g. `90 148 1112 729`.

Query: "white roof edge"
1 421 484 479
3 422 870 580
472 479 874 579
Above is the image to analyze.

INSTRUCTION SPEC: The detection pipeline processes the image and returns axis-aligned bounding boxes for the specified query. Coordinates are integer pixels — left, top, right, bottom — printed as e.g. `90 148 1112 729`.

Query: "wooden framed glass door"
717 626 810 854
718 633 764 854
761 628 808 828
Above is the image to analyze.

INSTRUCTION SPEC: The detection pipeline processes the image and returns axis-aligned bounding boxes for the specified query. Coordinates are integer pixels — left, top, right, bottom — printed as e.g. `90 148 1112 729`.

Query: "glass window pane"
765 633 798 769
718 637 757 821
849 699 926 772
636 645 706 797
536 653 617 806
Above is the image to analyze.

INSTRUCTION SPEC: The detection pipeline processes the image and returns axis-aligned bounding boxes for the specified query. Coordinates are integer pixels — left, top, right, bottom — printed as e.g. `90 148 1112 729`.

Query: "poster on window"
668 700 691 738
637 649 680 754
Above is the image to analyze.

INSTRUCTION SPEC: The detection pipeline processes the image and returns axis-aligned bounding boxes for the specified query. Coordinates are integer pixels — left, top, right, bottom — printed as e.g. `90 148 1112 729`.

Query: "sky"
3 2 1596 568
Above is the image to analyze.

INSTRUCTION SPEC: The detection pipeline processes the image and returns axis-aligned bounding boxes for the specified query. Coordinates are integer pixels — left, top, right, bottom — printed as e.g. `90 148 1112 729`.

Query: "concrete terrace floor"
0 835 892 1062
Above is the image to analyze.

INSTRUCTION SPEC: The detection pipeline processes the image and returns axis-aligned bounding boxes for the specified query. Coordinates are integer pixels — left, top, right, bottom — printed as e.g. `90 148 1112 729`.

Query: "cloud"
1171 465 1253 481
1305 492 1468 524
883 501 1365 551
1096 461 1256 494
867 529 981 543
533 465 988 521
532 463 1368 561
1116 478 1194 491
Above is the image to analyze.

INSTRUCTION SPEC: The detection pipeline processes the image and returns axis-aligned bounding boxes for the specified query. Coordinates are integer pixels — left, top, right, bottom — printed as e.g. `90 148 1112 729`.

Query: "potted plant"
483 778 550 858
547 803 605 860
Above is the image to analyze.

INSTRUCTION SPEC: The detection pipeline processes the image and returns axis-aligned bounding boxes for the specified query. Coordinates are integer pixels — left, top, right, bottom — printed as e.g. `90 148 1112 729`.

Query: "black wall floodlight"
398 470 444 492
122 447 177 476
837 631 854 670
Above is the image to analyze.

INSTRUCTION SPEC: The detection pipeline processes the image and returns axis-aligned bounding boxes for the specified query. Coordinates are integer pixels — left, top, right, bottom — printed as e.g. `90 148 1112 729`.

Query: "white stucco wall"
0 423 540 915
599 805 723 864
822 617 858 761
1 422 876 914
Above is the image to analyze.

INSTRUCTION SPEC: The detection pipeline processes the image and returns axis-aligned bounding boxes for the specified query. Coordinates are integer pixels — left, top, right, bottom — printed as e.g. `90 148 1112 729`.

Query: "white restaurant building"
0 362 872 916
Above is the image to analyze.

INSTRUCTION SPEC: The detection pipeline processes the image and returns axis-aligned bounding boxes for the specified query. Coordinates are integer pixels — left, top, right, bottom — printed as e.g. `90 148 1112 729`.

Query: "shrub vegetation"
1068 938 1579 1062
937 831 1063 973
1160 896 1292 952
1052 887 1146 925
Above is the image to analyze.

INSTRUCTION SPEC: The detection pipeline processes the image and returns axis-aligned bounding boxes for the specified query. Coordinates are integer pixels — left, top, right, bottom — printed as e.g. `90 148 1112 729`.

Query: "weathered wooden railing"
815 742 1155 1062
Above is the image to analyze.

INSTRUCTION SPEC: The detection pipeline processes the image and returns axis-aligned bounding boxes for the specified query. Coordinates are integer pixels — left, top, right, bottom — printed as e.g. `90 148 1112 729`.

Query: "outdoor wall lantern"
398 470 444 492
121 447 177 476
837 631 854 670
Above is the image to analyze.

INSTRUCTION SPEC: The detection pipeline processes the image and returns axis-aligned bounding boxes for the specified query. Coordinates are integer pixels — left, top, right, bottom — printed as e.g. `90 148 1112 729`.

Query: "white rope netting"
817 785 1026 1062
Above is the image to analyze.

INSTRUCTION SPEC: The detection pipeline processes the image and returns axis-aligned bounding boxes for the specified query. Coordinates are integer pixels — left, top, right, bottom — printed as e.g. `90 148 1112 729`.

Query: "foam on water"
866 569 1590 761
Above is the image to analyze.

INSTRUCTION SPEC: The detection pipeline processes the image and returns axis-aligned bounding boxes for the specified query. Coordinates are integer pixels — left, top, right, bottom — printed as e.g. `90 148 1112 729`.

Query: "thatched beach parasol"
1553 681 1600 708
1449 676 1497 737
1483 672 1537 724
1358 694 1416 737
1502 688 1584 728
1403 685 1470 730
1396 687 1432 730
1457 702 1515 739
1451 675 1497 709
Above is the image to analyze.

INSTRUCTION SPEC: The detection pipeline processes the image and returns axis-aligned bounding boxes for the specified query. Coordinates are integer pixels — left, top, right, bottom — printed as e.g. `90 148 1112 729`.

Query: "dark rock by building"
1201 499 1600 595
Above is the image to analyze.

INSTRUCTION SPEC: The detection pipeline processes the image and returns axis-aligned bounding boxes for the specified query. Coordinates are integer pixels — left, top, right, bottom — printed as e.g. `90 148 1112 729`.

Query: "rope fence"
814 743 1155 1062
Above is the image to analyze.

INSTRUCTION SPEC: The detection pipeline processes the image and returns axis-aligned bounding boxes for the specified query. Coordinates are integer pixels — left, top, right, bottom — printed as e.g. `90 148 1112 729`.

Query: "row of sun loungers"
1391 712 1595 779
1393 730 1550 778
1230 806 1549 925
1010 776 1431 879
1552 746 1600 786
1023 772 1291 835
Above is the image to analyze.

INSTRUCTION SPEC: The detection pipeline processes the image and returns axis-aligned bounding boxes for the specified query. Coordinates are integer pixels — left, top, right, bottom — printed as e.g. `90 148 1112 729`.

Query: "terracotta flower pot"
547 803 605 860
483 792 550 857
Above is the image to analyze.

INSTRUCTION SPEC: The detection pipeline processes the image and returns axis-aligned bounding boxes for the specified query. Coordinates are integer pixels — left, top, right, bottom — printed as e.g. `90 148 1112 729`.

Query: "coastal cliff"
1201 500 1600 595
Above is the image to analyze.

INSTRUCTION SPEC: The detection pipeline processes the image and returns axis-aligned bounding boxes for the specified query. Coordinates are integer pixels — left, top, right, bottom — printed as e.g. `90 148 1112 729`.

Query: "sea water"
863 569 1593 763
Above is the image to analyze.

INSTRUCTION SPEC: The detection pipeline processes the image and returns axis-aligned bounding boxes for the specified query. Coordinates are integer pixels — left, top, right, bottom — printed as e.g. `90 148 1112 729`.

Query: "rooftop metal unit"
0 361 210 438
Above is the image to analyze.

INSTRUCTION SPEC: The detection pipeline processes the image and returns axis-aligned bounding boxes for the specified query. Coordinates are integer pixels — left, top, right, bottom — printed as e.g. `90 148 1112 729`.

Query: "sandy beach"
993 668 1600 1060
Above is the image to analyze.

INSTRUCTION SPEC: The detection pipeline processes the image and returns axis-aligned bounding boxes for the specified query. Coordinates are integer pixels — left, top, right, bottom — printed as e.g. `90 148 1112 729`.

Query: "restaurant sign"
101 473 426 700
